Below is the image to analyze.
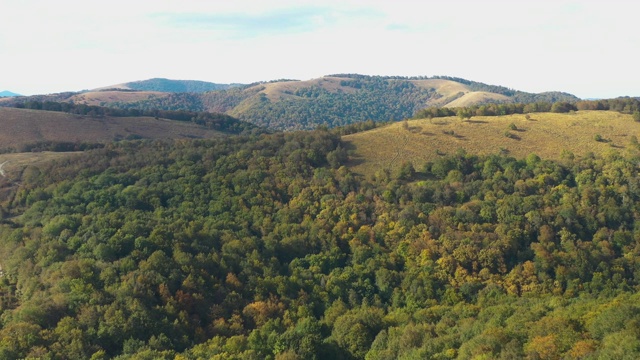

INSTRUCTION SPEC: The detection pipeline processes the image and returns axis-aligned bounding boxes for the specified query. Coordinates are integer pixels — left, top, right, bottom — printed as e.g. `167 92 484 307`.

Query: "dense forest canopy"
2 124 640 358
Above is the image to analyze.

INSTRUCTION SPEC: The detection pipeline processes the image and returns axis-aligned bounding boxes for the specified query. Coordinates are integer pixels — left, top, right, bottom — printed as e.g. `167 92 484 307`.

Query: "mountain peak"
94 78 242 93
0 90 21 97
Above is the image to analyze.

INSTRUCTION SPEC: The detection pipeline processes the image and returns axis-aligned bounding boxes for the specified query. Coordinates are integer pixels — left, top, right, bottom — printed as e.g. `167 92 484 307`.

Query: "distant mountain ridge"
0 75 580 130
0 90 21 97
110 74 579 130
97 78 242 93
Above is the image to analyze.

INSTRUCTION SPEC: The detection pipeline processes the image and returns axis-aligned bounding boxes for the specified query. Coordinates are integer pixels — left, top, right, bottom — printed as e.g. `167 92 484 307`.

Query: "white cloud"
0 0 638 97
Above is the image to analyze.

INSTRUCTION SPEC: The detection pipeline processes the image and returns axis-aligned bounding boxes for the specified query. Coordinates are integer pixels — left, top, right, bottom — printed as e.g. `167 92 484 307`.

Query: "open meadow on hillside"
343 110 639 177
0 107 223 151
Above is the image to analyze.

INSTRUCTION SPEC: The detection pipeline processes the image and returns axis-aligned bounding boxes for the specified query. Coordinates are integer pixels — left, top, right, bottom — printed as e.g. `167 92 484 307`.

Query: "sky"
0 0 638 98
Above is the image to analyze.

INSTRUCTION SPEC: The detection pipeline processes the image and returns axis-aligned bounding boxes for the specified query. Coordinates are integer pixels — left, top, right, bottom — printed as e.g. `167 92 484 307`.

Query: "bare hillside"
0 107 222 150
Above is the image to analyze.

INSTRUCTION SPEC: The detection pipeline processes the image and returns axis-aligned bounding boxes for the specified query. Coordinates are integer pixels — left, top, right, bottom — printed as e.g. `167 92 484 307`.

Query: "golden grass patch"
343 111 639 177
410 79 470 96
444 91 511 108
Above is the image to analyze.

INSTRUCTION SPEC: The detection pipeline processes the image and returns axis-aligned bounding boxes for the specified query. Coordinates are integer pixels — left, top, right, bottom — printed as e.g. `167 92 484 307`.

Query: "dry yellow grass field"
410 79 511 107
410 79 470 96
343 111 639 177
444 91 511 108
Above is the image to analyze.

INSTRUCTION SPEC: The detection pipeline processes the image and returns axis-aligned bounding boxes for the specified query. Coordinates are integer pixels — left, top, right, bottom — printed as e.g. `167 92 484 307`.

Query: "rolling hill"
136 75 580 130
96 78 242 93
0 90 21 97
0 75 579 130
0 106 247 184
0 107 225 151
0 78 241 107
344 110 640 177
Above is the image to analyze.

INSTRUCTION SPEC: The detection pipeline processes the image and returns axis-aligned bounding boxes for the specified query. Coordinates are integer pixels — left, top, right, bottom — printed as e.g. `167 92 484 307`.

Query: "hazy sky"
1 0 638 98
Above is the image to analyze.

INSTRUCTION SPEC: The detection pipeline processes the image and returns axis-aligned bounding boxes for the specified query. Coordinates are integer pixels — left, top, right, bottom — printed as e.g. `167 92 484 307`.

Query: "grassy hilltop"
344 110 639 177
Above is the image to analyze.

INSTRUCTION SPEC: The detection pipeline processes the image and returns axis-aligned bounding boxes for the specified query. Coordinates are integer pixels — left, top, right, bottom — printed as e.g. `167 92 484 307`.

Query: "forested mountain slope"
114 75 579 130
96 78 241 93
1 75 579 130
1 127 640 358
